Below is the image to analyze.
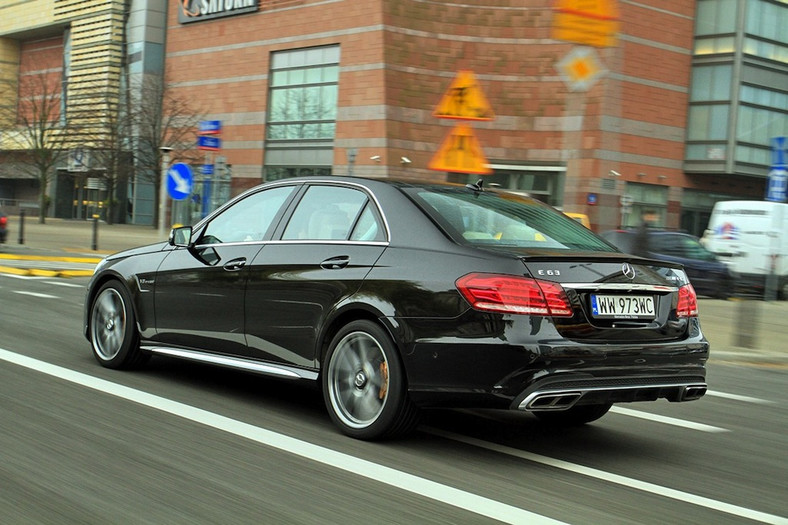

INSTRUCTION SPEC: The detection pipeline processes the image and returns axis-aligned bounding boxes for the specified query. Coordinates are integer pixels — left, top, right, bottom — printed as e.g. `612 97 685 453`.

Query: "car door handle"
320 255 350 270
223 257 247 271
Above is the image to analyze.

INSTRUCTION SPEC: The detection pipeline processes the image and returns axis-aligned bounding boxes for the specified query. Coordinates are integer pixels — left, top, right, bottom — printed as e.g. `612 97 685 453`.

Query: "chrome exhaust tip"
521 391 583 411
681 385 707 401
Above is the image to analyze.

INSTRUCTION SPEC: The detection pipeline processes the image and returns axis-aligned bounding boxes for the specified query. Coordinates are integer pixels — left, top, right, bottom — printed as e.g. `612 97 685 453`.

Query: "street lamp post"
158 147 173 238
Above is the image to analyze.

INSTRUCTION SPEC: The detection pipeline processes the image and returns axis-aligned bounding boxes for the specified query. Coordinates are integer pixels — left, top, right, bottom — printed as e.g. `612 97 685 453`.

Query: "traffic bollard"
92 214 99 251
18 209 24 245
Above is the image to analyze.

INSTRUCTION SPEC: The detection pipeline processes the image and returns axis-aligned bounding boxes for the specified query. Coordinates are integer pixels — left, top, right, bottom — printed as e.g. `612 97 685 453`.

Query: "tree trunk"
38 177 47 224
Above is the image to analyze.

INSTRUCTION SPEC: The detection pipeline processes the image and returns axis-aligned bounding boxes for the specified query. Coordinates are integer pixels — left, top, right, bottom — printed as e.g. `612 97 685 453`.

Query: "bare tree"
65 75 203 226
0 71 73 223
68 85 132 225
131 75 204 228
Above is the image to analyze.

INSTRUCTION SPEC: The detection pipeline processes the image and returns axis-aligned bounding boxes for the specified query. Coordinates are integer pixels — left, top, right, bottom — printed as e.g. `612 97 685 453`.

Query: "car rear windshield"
405 186 617 253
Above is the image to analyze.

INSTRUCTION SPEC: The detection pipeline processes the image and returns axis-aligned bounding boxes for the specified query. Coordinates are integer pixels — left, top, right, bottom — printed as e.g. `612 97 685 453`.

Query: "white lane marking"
1 273 39 280
13 290 59 299
44 280 85 288
707 390 774 405
428 428 788 525
0 349 564 525
609 406 728 433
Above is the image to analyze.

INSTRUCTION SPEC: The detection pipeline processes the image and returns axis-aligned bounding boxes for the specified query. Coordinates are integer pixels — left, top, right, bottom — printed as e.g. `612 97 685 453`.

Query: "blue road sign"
766 168 787 203
772 136 786 166
202 164 214 175
199 120 222 134
766 137 787 202
167 162 193 201
198 136 221 151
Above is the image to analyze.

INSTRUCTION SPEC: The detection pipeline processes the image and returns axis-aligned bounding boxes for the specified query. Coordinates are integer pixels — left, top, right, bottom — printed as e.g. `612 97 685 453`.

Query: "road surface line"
610 406 728 432
426 428 787 525
706 390 774 405
0 348 564 525
12 290 60 299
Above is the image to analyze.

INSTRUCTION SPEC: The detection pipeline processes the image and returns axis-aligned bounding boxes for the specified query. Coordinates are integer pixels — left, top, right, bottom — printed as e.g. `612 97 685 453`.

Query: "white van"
703 200 788 298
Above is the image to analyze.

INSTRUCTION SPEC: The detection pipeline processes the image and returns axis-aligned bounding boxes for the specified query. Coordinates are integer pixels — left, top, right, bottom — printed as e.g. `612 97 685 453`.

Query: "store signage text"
178 0 258 24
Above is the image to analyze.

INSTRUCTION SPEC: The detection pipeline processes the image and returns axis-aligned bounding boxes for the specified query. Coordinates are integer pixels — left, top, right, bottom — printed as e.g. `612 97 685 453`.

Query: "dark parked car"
599 229 733 299
0 208 7 243
84 177 708 440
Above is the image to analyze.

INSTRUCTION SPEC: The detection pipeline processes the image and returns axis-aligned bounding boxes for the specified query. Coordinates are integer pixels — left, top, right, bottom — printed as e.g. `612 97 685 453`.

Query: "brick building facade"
3 1 781 231
164 0 705 231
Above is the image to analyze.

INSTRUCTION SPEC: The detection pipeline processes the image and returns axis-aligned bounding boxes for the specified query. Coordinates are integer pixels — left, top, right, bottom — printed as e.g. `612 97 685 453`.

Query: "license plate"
591 294 655 319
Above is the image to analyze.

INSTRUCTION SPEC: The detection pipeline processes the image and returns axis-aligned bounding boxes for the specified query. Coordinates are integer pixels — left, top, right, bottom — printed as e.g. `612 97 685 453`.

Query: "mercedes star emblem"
622 262 636 280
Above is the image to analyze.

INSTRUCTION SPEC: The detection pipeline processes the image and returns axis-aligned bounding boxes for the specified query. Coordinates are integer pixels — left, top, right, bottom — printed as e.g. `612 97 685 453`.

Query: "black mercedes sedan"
84 176 708 440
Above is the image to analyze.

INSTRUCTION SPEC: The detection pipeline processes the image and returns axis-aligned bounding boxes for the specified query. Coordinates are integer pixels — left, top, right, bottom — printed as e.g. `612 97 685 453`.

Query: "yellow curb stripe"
28 269 61 278
0 266 95 278
0 254 102 264
0 265 31 276
59 270 95 278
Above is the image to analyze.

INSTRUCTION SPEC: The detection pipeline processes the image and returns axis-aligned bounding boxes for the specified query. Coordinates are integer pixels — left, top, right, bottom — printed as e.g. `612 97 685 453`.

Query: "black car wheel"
323 320 419 440
89 281 144 368
534 403 612 426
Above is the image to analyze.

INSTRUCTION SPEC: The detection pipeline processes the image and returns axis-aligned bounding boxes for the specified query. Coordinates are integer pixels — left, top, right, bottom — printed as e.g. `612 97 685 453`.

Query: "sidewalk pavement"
0 217 163 277
0 217 784 366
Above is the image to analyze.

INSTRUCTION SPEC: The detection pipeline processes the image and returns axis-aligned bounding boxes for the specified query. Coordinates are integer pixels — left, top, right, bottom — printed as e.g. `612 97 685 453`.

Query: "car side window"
200 185 295 244
349 203 386 242
282 185 373 241
651 235 682 256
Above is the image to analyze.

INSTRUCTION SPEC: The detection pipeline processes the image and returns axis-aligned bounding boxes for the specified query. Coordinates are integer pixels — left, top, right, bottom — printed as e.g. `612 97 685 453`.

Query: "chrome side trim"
141 346 319 381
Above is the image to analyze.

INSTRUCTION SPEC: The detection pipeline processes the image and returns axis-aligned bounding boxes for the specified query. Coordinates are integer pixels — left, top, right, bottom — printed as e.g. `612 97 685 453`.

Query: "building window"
264 46 339 181
623 183 667 228
690 65 732 102
267 46 339 142
693 36 736 55
696 0 737 36
737 105 788 145
265 166 332 182
740 85 788 110
746 0 788 43
687 104 730 141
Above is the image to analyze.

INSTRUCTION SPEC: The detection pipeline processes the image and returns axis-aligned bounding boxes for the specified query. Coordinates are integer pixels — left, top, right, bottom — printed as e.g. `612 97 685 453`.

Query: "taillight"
456 273 573 317
0 216 6 227
676 283 698 318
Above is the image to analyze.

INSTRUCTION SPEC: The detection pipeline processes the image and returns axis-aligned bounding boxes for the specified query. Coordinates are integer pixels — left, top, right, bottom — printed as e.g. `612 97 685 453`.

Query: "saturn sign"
178 0 258 24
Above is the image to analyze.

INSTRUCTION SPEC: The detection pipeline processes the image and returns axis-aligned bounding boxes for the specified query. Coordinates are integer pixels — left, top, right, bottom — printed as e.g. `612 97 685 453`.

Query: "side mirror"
169 226 193 247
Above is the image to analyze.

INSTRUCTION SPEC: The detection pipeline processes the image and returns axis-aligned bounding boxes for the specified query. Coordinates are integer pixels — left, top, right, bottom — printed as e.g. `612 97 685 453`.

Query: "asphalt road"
1 274 786 524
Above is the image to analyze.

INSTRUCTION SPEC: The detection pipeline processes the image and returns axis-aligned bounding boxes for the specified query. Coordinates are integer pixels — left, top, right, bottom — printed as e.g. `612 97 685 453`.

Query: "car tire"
534 403 612 426
89 281 145 369
323 320 420 440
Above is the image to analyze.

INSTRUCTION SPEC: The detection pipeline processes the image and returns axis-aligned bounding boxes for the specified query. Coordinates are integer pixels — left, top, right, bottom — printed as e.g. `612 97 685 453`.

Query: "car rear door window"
283 185 378 241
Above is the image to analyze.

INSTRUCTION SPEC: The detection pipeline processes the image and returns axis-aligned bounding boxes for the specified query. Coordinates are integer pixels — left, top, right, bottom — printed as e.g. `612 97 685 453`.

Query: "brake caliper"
378 362 389 399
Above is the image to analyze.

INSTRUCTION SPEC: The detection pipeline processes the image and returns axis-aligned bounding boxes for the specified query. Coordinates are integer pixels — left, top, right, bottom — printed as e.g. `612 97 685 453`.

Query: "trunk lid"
522 256 692 342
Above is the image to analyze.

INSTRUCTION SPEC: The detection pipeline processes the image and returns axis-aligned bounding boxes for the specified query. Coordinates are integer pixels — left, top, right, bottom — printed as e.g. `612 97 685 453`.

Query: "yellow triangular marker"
433 70 495 121
428 124 492 175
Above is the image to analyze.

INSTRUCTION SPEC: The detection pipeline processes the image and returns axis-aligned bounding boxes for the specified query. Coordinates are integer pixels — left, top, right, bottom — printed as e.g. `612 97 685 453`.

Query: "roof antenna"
465 178 484 192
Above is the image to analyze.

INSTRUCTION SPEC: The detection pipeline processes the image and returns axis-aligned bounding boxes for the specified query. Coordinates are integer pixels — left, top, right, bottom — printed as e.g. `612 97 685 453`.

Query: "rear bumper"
404 336 709 410
513 374 707 412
